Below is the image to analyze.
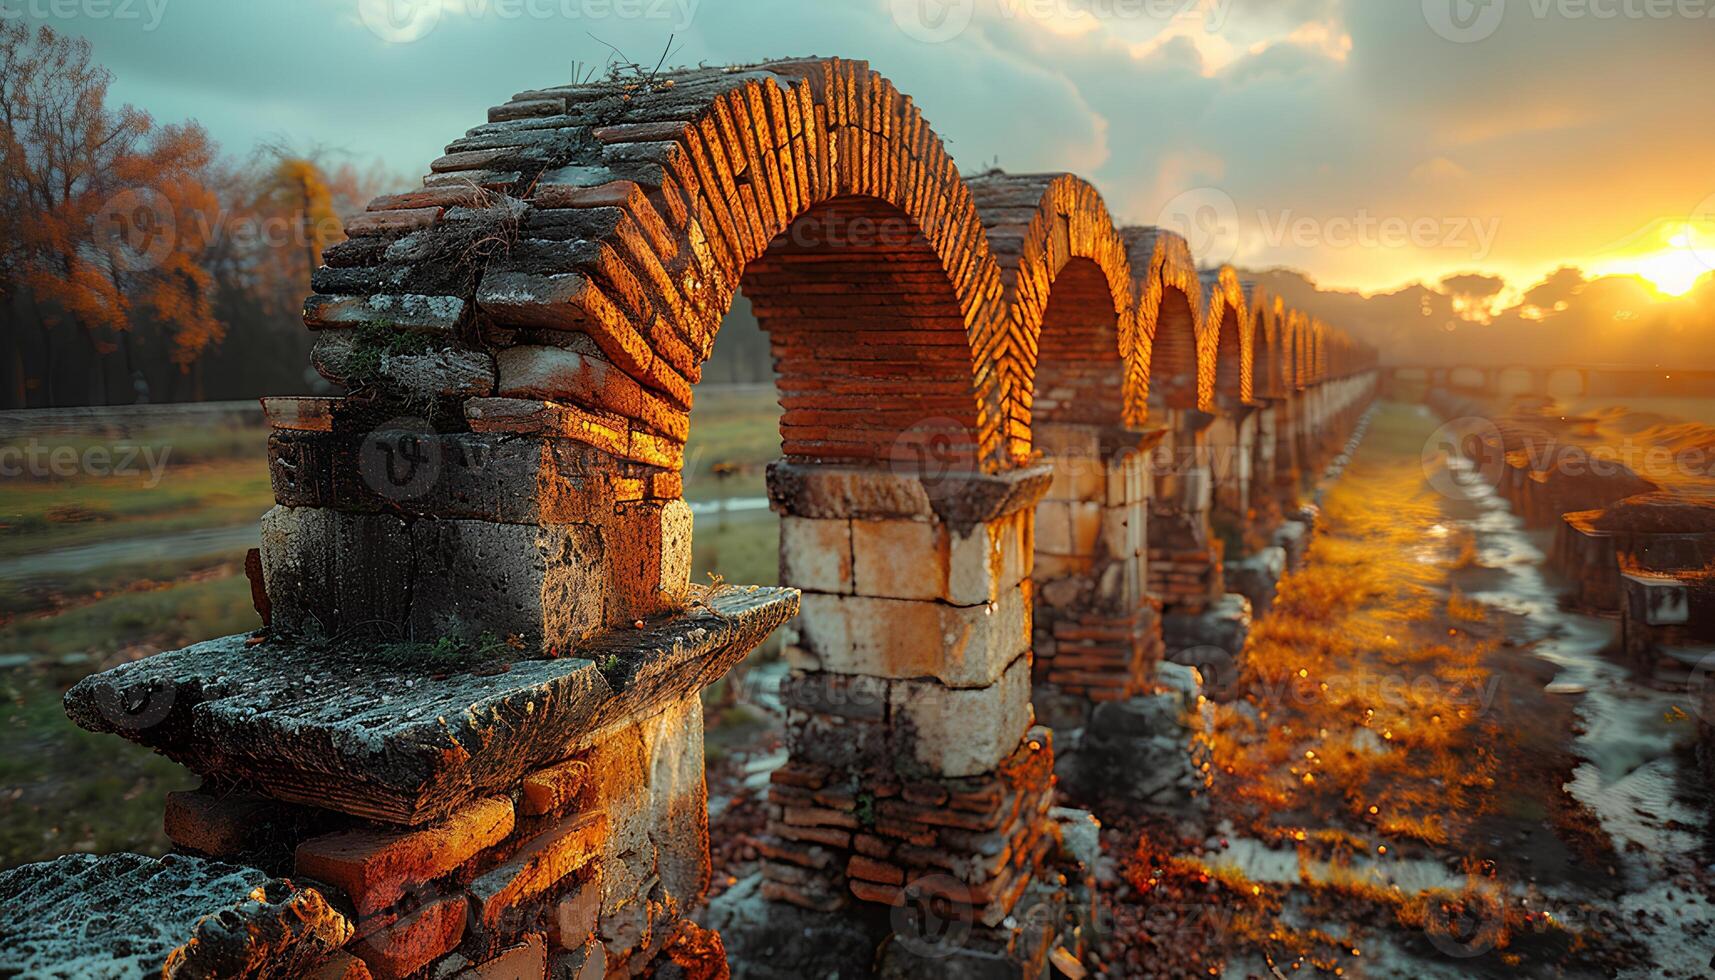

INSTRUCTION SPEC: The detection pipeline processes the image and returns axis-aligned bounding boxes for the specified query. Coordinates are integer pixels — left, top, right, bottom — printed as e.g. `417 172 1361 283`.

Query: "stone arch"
1495 365 1536 396
310 57 1026 474
1202 266 1253 409
1546 365 1588 398
297 57 1063 938
1124 227 1208 416
967 171 1142 431
1286 309 1311 391
1247 283 1288 401
1450 365 1489 390
968 172 1154 706
1308 318 1329 386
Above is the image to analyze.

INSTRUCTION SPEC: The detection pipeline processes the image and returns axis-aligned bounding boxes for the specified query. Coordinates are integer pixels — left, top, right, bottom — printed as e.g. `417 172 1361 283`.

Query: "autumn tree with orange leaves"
1 23 397 407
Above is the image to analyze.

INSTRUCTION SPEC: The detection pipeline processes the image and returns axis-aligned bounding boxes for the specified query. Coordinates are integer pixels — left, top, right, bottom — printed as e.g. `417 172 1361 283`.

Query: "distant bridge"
1383 364 1715 399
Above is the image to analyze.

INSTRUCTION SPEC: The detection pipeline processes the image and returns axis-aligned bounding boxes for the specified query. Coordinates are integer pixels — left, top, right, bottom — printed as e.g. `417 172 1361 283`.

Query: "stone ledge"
0 853 351 980
65 587 798 826
766 461 1053 533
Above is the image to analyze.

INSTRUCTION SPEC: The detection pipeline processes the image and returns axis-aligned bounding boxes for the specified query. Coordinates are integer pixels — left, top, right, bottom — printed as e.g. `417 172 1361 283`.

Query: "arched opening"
1546 366 1587 399
1033 259 1127 427
1450 366 1488 391
1030 257 1148 705
1150 288 1201 413
1213 306 1245 411
1145 284 1221 613
1495 366 1536 397
1208 303 1251 535
729 193 1050 923
743 196 981 467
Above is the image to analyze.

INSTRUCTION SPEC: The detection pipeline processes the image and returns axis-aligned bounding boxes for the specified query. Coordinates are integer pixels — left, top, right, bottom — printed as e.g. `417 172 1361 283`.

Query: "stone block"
602 500 693 621
1099 502 1145 560
296 797 513 917
455 934 547 978
307 950 374 980
947 511 1031 606
1036 499 1071 556
547 867 603 950
548 939 606 980
1069 500 1102 555
311 331 495 397
163 787 284 858
779 516 854 595
889 654 1033 778
843 512 1030 606
1107 448 1148 507
469 811 608 930
350 894 466 980
0 854 353 980
788 587 1030 688
522 757 591 817
408 519 606 649
66 589 797 826
261 506 413 639
849 518 943 600
1046 452 1105 504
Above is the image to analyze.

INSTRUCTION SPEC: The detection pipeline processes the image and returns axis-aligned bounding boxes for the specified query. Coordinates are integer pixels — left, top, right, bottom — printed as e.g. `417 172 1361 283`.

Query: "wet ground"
698 401 1714 978
1096 404 1715 979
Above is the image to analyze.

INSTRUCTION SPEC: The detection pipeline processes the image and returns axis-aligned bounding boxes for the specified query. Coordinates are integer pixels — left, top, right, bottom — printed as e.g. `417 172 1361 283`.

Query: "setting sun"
1597 221 1715 297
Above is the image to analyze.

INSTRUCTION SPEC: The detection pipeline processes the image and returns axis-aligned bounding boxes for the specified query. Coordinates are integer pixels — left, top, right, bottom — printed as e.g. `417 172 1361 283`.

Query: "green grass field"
0 389 788 870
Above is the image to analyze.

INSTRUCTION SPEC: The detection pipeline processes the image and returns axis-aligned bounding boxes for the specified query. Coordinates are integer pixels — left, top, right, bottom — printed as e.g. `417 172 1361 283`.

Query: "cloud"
58 0 1715 297
1439 273 1504 299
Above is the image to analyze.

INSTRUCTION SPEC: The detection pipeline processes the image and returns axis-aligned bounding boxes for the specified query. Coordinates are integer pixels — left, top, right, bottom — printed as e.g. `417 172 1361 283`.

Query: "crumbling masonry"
2 57 1377 980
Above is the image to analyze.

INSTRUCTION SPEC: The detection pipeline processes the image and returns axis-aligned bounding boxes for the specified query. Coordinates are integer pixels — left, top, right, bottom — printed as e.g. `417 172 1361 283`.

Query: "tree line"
0 23 396 409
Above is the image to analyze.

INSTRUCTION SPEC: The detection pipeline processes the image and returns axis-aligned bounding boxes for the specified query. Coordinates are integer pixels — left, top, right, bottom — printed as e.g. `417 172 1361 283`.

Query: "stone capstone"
0 853 351 980
64 586 798 825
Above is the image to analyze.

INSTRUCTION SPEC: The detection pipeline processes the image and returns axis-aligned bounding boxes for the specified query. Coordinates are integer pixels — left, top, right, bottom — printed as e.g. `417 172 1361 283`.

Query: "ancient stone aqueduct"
5 58 1379 978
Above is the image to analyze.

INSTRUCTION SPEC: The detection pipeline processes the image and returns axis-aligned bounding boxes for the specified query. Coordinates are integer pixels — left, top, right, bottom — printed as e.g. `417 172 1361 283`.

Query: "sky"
34 0 1715 362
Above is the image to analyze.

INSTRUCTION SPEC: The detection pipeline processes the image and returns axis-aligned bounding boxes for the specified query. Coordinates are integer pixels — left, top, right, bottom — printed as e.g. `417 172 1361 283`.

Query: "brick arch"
1285 309 1311 391
1246 282 1288 400
1201 266 1252 408
967 172 1142 430
742 195 982 465
1309 317 1330 385
311 57 1026 472
1123 227 1209 417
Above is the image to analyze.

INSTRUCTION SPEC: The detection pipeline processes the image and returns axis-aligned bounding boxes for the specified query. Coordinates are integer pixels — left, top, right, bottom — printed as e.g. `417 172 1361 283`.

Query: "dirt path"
1095 403 1714 979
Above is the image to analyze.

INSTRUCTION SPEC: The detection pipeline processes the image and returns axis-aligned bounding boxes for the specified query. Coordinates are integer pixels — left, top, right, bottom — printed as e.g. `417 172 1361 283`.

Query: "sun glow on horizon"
1592 220 1715 298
